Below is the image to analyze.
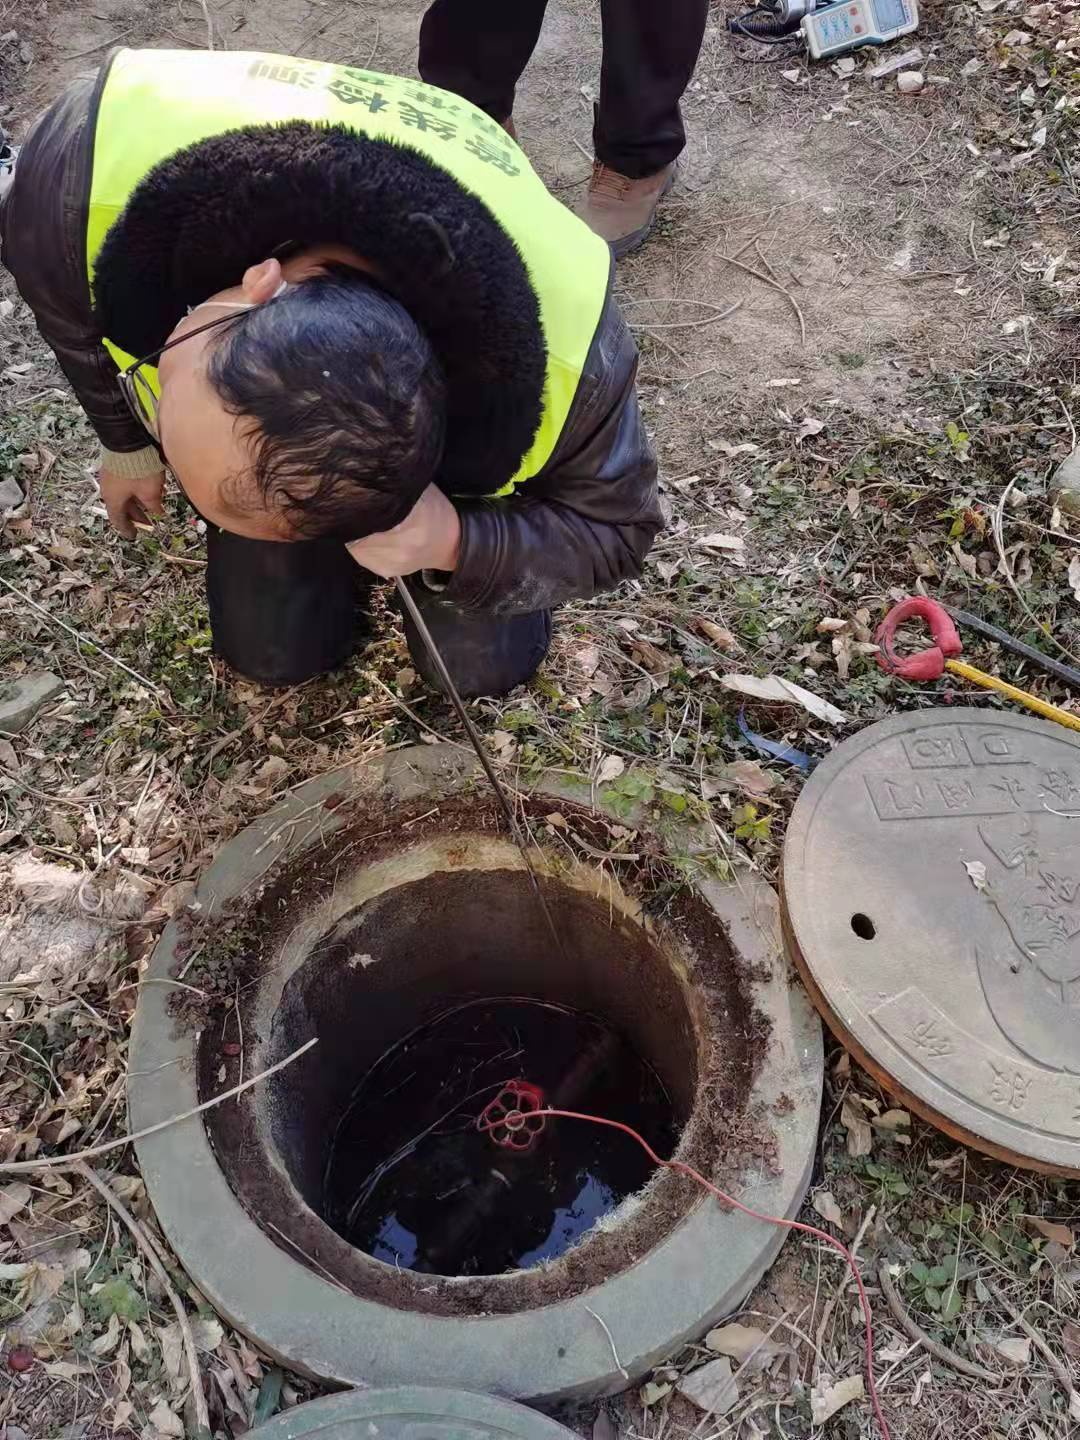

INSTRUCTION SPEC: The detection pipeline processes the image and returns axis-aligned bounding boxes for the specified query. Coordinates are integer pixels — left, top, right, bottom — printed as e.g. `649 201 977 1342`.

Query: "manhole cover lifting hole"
130 744 823 1400
781 707 1080 1177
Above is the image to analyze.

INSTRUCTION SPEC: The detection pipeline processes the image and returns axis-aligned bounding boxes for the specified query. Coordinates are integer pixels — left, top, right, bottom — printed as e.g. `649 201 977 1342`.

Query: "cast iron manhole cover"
781 708 1080 1175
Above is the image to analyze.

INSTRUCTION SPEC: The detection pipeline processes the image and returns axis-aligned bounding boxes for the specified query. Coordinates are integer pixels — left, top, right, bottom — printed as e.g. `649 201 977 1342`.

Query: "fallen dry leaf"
705 1321 785 1371
810 1374 864 1425
795 416 825 443
677 1355 739 1415
841 1099 873 1157
720 673 846 725
597 754 625 784
630 636 673 675
812 1190 844 1227
640 1379 672 1406
695 618 736 651
254 756 288 791
1062 1319 1080 1364
964 860 988 892
992 1336 1032 1366
874 1109 912 1132
1024 1216 1075 1248
156 1321 185 1382
89 1311 123 1357
42 1359 94 1379
0 1182 32 1226
1069 554 1080 604
147 1396 185 1438
696 532 745 552
128 1318 151 1361
489 730 516 759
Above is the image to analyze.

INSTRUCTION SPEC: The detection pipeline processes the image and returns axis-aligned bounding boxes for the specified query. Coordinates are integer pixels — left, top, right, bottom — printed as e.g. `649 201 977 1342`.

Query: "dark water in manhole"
322 997 678 1276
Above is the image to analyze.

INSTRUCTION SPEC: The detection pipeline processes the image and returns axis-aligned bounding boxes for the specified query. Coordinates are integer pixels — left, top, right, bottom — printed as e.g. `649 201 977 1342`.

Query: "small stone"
897 70 925 94
0 672 65 734
1050 446 1080 517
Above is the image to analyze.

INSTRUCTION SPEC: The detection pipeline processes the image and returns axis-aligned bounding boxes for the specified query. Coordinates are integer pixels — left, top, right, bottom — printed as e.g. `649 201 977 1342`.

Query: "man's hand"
346 484 461 579
98 466 167 540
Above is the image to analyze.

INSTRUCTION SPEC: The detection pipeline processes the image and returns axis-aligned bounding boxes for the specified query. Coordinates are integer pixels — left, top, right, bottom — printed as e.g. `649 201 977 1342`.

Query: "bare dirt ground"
2 0 1080 1436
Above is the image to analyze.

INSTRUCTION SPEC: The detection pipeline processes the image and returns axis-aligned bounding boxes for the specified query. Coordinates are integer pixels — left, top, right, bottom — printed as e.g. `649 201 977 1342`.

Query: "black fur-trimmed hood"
93 122 546 496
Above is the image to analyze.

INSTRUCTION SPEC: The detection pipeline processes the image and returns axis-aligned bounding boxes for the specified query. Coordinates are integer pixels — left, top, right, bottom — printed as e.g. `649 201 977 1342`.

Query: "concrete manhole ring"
246 1386 582 1440
129 745 822 1403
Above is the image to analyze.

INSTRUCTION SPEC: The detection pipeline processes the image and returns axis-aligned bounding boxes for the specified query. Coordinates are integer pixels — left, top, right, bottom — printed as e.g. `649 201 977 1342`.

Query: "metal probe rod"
393 577 568 963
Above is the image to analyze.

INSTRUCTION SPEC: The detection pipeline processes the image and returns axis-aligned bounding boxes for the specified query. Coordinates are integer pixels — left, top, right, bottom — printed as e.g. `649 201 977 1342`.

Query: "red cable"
479 1105 890 1440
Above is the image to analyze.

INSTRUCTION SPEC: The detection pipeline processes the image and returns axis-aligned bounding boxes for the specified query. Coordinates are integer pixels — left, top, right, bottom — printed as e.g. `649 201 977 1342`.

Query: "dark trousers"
204 526 551 699
418 0 708 179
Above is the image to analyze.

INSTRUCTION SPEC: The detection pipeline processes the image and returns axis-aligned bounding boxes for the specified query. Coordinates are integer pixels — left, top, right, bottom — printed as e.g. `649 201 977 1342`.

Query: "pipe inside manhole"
202 859 709 1311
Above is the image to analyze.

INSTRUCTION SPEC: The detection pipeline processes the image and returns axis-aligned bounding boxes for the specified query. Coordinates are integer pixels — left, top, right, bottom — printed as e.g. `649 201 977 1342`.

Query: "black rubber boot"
205 526 369 686
398 579 552 700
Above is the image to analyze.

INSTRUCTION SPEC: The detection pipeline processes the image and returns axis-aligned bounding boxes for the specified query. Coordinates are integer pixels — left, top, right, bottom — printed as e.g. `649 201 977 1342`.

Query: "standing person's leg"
579 0 708 257
418 0 548 126
205 527 373 687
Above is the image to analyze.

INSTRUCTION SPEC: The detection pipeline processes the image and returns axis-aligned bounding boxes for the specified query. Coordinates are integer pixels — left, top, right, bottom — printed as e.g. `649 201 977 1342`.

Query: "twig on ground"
0 768 103 809
629 300 744 333
0 1037 317 1174
361 17 380 69
983 1279 1076 1402
366 673 472 754
718 252 806 345
813 1204 875 1377
878 1264 1001 1383
74 1161 210 1433
194 0 214 47
157 551 207 568
64 28 132 57
0 576 167 699
585 1305 629 1382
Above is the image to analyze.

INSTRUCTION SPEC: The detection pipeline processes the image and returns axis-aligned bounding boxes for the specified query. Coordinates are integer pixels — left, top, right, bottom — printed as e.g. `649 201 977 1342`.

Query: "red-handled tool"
875 595 962 680
876 596 1080 734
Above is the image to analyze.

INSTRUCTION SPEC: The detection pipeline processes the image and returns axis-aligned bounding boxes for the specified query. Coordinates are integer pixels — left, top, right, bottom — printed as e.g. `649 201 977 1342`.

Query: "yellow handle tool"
943 658 1080 735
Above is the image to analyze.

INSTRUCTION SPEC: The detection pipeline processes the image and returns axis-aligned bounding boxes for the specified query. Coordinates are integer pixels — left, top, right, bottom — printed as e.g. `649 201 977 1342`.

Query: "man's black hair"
205 266 447 541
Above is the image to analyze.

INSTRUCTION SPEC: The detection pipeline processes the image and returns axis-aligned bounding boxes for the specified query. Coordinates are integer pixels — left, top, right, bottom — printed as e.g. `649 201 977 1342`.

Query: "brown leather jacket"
0 65 662 615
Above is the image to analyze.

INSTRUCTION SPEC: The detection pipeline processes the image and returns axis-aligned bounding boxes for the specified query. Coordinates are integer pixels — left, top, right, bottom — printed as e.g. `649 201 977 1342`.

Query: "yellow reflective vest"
87 48 612 492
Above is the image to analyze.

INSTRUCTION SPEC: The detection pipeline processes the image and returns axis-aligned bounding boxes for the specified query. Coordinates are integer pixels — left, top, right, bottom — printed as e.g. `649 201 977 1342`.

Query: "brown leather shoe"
577 160 677 258
500 116 519 143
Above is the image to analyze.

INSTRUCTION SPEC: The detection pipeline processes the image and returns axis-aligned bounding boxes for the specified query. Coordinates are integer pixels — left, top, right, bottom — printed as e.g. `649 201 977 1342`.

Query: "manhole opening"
198 801 768 1317
264 870 696 1278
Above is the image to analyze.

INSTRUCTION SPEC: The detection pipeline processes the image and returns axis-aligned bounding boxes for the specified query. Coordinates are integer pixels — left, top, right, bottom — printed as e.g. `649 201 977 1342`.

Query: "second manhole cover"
781 708 1080 1175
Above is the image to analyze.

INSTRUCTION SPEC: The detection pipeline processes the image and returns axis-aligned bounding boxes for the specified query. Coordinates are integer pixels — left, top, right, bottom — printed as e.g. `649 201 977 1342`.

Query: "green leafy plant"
905 1261 963 1321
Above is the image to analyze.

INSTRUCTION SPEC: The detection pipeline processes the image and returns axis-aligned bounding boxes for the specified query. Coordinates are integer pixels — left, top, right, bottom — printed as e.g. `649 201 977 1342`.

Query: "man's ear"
241 258 285 306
